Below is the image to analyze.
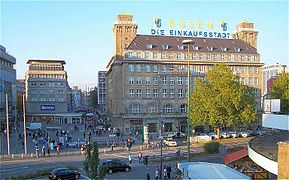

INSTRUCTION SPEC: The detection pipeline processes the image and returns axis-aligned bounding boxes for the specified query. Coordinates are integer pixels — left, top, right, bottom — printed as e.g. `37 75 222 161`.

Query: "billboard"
40 105 55 111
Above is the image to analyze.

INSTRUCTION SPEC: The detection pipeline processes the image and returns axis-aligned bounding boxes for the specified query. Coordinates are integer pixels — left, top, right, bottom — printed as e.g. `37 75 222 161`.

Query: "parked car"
196 133 211 140
208 132 218 139
103 159 131 174
220 132 231 139
229 132 240 138
173 132 186 139
240 131 250 138
48 168 80 180
163 138 178 147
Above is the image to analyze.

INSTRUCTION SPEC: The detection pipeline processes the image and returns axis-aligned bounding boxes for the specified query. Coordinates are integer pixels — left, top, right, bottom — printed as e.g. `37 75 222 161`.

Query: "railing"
122 113 187 119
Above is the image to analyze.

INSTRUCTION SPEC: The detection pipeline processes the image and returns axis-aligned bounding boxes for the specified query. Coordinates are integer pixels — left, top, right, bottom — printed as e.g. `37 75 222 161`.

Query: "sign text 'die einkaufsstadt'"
151 18 230 39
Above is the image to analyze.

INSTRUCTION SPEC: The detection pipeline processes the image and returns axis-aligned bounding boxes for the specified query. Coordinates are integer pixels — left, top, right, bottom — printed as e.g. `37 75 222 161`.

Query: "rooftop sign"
151 18 231 39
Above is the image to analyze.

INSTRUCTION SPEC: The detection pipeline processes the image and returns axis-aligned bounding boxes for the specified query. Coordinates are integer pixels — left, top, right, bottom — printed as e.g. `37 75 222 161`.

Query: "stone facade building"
106 13 263 135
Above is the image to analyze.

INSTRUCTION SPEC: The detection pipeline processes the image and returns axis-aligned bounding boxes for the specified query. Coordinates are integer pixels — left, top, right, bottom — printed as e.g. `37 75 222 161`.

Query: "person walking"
57 144 61 156
42 145 46 157
128 154 132 164
155 167 159 180
138 152 143 164
163 165 168 180
35 144 39 158
47 144 51 157
166 165 172 179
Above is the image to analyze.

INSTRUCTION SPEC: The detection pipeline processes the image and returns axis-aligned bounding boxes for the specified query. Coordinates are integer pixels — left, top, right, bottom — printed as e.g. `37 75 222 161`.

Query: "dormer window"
194 46 199 50
234 47 241 52
162 44 169 49
128 52 133 59
147 44 153 49
178 45 184 50
207 46 214 51
222 47 228 51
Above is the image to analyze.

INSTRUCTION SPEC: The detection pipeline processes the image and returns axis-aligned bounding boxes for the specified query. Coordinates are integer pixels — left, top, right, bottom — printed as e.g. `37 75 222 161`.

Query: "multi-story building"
106 13 263 135
16 79 25 114
262 64 288 96
98 71 107 111
25 60 69 121
0 45 16 126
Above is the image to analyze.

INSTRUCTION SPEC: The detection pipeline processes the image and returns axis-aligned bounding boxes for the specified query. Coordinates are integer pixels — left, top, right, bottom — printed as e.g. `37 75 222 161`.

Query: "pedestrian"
56 131 59 137
155 167 159 180
35 144 39 158
42 145 46 157
163 165 167 180
57 144 61 156
83 132 86 139
128 154 132 164
166 165 172 179
138 152 143 164
47 144 51 157
147 172 150 180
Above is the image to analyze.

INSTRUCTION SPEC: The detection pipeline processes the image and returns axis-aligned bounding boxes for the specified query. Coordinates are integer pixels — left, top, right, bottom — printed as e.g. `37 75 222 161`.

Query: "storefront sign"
151 17 230 38
40 105 55 111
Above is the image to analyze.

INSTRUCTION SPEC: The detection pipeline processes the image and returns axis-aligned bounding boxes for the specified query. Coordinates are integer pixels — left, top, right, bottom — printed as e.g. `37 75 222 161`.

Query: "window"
214 54 218 60
249 77 253 85
185 77 188 85
241 77 245 85
153 89 158 98
169 53 174 59
248 56 251 62
136 65 142 72
241 56 245 61
148 105 157 113
184 53 188 60
163 104 173 113
145 65 151 72
178 65 183 72
253 56 257 62
145 52 150 58
161 65 167 72
178 45 184 50
136 77 142 85
136 89 142 98
145 89 151 98
147 44 153 49
162 76 167 85
168 65 174 72
137 52 142 58
248 67 252 73
221 54 225 61
192 53 196 60
199 53 203 60
234 47 241 52
176 53 181 59
169 77 174 85
178 77 183 85
206 54 211 60
180 104 187 113
241 67 245 73
162 89 167 98
161 53 165 59
153 65 158 72
128 52 133 58
254 77 258 85
129 104 140 113
234 54 238 61
254 67 258 73
169 89 174 98
178 89 183 98
153 77 158 85
153 52 158 59
162 44 169 49
129 89 134 98
200 66 205 73
207 46 214 51
146 77 151 85
235 67 239 73
129 77 134 85
228 54 232 61
184 89 188 97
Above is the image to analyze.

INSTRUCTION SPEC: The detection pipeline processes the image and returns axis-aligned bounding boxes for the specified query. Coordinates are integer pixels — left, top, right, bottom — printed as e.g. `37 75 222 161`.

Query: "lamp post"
182 39 195 162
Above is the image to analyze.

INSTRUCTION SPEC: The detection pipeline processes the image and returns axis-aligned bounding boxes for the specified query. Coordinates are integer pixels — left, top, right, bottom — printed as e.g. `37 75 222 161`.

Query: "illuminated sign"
40 105 55 111
151 18 231 39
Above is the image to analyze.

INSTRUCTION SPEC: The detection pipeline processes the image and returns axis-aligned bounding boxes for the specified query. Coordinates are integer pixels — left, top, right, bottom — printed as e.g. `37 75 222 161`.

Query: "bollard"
31 153 34 158
21 153 24 159
104 149 106 153
11 154 15 159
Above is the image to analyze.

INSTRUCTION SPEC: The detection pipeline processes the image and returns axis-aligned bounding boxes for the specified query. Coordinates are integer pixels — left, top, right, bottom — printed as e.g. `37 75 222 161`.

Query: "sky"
1 0 288 89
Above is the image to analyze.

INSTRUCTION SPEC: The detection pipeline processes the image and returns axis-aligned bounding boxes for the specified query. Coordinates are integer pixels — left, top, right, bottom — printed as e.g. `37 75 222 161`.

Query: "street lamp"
182 39 195 162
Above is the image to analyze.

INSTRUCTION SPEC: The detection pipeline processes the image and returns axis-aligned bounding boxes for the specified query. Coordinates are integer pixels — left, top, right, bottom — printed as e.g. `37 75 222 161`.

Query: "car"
229 132 240 138
103 159 131 174
208 132 218 139
221 132 231 139
173 132 186 139
196 133 211 140
163 138 178 147
48 168 80 180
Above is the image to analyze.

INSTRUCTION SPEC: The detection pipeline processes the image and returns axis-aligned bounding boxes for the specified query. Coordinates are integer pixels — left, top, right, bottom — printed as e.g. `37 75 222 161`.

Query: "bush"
204 141 220 154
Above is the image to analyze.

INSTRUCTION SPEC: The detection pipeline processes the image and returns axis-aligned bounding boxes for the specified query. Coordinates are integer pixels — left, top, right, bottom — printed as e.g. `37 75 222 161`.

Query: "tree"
83 142 99 179
271 72 289 113
89 87 98 108
189 63 257 138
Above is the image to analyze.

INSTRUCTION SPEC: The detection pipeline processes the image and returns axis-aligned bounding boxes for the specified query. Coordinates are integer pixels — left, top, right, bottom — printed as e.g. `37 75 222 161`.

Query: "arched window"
148 104 158 113
129 104 140 114
180 104 187 113
163 104 173 113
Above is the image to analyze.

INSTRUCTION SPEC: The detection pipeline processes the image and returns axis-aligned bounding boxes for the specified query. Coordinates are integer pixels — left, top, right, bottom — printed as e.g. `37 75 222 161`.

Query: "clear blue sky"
1 0 288 89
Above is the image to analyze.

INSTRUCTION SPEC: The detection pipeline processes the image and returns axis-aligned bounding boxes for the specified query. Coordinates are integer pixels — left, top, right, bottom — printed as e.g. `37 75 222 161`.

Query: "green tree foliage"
89 87 98 108
204 141 220 154
271 72 289 113
83 143 99 179
190 63 257 138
